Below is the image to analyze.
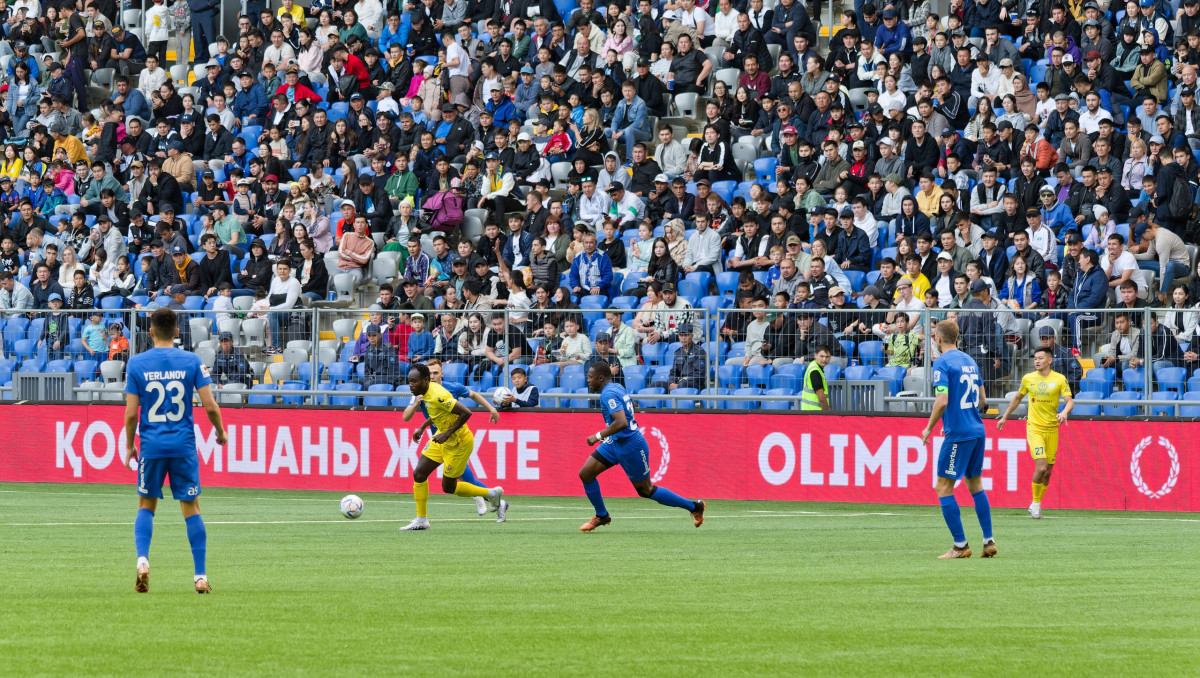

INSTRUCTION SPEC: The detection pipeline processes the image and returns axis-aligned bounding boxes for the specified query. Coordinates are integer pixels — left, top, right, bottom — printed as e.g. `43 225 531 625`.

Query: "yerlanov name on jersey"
141 370 191 381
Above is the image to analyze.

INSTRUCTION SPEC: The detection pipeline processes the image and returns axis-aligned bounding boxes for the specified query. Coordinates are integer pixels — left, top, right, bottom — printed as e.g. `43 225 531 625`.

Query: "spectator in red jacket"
275 66 323 104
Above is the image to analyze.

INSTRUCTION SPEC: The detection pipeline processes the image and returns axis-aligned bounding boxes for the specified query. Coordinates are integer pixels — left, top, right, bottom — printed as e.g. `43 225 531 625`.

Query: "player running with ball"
123 308 228 593
403 359 506 519
399 363 507 531
996 347 1075 519
920 320 997 559
578 362 705 532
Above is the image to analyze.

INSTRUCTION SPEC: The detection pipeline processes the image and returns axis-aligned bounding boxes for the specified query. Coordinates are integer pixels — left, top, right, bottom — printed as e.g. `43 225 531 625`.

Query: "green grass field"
1 483 1198 676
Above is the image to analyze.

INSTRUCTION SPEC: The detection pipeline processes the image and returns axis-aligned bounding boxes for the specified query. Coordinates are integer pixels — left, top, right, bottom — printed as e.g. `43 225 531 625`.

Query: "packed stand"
3 0 1200 413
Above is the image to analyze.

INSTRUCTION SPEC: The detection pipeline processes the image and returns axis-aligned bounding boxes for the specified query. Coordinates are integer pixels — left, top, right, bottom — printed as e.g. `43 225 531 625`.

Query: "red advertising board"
3 405 1194 512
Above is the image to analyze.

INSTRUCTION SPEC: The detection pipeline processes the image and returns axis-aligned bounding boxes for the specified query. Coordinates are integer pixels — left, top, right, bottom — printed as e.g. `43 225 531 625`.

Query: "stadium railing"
0 305 1182 416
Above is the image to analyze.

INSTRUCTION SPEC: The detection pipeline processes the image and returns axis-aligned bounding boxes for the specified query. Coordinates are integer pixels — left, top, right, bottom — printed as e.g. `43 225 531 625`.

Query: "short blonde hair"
935 319 959 346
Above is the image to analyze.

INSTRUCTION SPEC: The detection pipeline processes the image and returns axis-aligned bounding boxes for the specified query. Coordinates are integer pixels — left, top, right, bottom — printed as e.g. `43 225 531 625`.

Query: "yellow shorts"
423 428 474 478
1028 427 1059 465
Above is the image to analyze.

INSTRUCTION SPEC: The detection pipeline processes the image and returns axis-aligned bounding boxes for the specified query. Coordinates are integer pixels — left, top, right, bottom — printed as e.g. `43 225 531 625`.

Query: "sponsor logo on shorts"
945 443 957 474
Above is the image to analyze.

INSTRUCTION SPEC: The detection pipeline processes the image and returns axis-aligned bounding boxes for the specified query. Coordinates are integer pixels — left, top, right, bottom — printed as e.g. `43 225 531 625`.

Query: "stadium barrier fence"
0 305 1184 415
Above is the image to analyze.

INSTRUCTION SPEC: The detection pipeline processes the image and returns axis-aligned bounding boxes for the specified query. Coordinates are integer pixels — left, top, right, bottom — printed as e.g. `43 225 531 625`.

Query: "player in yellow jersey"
996 347 1075 519
399 363 506 531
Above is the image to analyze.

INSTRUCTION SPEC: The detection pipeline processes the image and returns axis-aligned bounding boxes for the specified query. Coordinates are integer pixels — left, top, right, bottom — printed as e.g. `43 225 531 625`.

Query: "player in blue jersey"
122 308 228 593
920 320 997 559
402 359 507 520
578 361 705 532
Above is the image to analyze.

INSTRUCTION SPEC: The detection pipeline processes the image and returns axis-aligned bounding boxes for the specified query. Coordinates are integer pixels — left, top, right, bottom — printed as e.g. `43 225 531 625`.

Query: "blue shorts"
594 434 652 483
137 456 202 500
937 438 985 480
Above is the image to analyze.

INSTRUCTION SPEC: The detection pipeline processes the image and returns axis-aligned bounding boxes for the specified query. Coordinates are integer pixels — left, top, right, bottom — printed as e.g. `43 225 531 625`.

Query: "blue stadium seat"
858 341 885 366
824 364 843 381
541 387 566 408
1072 390 1104 416
73 359 98 384
672 387 699 409
570 388 592 408
678 279 703 301
769 374 801 391
1156 366 1187 394
845 365 876 380
843 270 865 293
247 384 277 404
560 369 587 393
1122 367 1146 392
745 364 773 388
279 381 307 405
1150 391 1179 416
685 271 713 295
1104 391 1141 416
730 387 762 410
636 387 666 408
1182 391 1200 416
876 366 907 395
327 361 354 384
331 382 362 406
641 341 668 366
718 364 743 389
716 271 739 296
623 365 649 393
700 387 728 409
762 388 793 410
753 157 778 183
441 362 468 384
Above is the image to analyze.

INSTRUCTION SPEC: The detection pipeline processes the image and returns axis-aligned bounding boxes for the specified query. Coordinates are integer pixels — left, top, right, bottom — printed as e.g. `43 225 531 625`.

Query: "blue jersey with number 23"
600 383 640 441
125 347 212 459
932 349 985 443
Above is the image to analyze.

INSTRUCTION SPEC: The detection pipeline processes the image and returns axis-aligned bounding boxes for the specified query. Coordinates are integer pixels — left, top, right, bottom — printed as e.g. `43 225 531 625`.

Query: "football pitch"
1 483 1198 677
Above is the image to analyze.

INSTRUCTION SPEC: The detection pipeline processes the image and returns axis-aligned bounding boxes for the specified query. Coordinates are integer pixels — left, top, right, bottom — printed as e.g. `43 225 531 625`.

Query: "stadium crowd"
2 0 1200 408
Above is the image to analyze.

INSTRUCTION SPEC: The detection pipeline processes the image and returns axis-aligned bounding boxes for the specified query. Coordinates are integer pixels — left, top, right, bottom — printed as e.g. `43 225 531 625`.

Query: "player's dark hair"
1034 347 1054 359
150 307 178 341
409 362 431 380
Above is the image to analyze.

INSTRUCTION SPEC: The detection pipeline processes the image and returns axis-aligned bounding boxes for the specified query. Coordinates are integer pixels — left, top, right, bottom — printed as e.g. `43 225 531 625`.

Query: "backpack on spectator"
1168 178 1194 223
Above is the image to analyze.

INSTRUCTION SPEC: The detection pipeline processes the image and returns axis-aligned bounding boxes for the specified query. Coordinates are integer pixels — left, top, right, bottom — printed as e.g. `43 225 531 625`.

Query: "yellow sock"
453 481 490 498
414 481 429 518
1032 482 1046 503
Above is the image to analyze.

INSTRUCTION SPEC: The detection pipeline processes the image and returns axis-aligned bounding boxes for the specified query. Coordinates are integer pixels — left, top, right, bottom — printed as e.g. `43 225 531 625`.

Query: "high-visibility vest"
800 360 825 411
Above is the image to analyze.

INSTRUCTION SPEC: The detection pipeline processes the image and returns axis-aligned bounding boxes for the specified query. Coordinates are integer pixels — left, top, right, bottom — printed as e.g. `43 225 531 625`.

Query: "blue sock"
582 479 608 517
185 514 207 577
939 495 966 546
134 508 154 559
648 486 697 512
459 464 482 487
972 490 993 541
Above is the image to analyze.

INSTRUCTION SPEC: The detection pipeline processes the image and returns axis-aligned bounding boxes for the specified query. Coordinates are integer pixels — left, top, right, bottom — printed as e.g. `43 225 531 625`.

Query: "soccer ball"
492 387 511 406
340 494 364 519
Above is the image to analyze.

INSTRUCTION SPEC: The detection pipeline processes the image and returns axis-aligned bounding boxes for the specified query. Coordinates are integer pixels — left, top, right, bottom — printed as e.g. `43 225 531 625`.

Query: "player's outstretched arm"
468 390 500 423
123 393 140 470
402 395 423 422
197 385 228 446
996 391 1025 430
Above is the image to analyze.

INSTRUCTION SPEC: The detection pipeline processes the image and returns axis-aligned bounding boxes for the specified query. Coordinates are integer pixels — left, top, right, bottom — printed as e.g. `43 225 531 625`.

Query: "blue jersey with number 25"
932 349 985 443
125 347 212 459
600 383 640 441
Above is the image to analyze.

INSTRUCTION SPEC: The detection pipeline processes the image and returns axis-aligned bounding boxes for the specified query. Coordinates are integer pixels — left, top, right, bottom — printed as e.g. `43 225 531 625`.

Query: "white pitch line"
1096 517 1200 523
0 489 673 512
0 512 918 527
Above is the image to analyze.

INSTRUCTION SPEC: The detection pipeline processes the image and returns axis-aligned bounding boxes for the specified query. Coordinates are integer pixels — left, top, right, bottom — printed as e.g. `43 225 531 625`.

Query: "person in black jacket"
297 240 329 302
726 13 772 70
196 234 233 297
202 115 234 166
627 143 661 198
145 167 185 216
214 331 252 387
238 239 273 290
958 279 1004 384
353 174 394 235
437 103 475 161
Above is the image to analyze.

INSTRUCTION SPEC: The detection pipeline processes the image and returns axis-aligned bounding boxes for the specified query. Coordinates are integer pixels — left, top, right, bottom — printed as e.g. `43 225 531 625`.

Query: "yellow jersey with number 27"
1019 370 1071 430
